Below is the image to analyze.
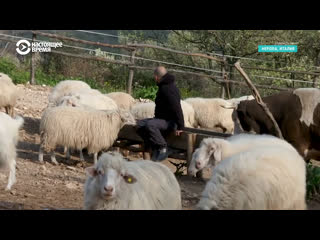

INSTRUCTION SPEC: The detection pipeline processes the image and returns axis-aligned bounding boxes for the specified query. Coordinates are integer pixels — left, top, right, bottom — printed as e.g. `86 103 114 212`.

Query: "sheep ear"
122 174 137 184
213 147 222 164
220 102 237 109
207 141 217 154
86 167 97 177
208 141 222 164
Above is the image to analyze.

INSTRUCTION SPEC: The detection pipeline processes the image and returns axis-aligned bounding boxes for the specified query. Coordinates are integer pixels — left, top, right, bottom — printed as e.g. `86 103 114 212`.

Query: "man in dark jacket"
136 66 184 161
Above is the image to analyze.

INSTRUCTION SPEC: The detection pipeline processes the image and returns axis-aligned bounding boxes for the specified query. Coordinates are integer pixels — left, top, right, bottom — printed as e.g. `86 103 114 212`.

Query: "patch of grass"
0 57 29 84
103 81 126 94
306 163 320 199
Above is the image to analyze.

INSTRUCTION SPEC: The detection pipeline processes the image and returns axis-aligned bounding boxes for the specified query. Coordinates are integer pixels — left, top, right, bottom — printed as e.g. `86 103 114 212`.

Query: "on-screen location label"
258 45 298 53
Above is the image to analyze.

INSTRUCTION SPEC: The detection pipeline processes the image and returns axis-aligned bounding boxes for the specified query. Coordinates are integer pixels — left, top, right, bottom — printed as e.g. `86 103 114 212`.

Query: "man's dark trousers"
136 118 176 151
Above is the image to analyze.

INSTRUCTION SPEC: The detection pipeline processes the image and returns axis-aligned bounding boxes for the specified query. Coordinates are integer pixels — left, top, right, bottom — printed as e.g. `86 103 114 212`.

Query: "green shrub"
0 57 29 84
180 87 200 99
133 85 158 101
306 163 320 199
103 81 126 94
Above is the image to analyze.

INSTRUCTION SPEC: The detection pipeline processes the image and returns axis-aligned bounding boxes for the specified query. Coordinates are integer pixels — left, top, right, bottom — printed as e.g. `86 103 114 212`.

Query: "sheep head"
220 101 239 109
188 138 223 177
118 109 136 126
86 152 137 200
58 95 78 107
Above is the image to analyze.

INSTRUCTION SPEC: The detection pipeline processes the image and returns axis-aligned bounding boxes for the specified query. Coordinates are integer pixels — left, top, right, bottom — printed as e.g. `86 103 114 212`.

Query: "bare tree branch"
234 61 284 139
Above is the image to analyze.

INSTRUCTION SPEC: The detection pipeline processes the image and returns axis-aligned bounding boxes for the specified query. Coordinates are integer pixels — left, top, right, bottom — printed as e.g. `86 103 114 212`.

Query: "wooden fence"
1 30 320 176
30 31 229 96
1 31 319 96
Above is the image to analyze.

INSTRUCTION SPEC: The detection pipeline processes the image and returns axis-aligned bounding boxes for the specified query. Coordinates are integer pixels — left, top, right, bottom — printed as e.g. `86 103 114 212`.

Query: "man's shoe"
155 147 169 162
151 149 159 161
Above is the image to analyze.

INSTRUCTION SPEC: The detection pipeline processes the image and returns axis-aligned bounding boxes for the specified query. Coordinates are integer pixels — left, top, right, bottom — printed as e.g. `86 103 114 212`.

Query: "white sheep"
38 106 136 165
58 90 118 159
130 100 196 128
133 98 153 104
58 91 118 111
227 95 254 104
48 80 91 106
0 72 13 84
105 92 135 111
184 97 235 133
196 145 306 210
0 112 24 190
84 151 182 210
180 100 196 128
188 133 297 177
130 101 155 119
0 73 19 117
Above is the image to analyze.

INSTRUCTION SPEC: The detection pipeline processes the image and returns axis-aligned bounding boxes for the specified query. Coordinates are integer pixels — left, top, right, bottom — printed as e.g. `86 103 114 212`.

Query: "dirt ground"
0 83 319 210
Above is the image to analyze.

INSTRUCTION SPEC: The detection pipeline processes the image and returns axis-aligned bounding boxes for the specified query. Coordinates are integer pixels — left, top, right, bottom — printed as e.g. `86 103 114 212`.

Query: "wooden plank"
129 65 222 85
33 31 226 64
30 33 36 85
130 65 290 91
117 125 143 142
117 124 231 152
239 64 320 77
127 49 136 95
128 43 225 63
221 78 290 91
183 127 232 138
32 31 136 51
50 49 132 66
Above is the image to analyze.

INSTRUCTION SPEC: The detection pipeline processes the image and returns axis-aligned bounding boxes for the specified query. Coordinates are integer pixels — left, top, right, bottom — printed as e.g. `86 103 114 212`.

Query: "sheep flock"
0 74 311 210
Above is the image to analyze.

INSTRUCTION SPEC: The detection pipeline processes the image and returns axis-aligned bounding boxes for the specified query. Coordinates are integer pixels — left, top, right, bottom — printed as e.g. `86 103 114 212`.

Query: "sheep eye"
126 177 132 183
98 170 103 175
123 174 137 184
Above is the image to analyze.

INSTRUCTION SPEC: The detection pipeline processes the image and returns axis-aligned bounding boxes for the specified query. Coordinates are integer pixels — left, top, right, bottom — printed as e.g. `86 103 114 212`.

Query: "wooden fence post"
313 68 320 88
186 133 203 177
127 49 136 95
143 151 151 160
291 73 295 88
222 57 231 99
0 42 9 57
220 60 226 99
186 133 195 168
30 33 36 85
